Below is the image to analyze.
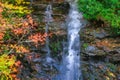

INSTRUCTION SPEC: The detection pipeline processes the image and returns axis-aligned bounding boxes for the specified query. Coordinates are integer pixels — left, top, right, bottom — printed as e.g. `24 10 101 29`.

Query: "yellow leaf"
108 71 116 77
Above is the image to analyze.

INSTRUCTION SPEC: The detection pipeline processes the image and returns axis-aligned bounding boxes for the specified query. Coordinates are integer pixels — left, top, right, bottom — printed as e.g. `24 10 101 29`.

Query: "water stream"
54 1 83 80
44 4 53 57
66 3 83 80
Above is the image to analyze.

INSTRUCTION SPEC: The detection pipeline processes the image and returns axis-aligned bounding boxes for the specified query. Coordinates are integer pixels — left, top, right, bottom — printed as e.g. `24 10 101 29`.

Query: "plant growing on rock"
78 0 120 35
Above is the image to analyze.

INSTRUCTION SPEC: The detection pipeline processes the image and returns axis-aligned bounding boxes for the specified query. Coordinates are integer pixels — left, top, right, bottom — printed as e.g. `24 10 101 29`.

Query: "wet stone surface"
80 23 120 80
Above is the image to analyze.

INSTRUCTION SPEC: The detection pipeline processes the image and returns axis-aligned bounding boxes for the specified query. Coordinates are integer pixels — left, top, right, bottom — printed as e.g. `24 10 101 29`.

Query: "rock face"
83 46 106 56
80 22 120 80
81 26 120 61
32 0 69 36
93 30 109 39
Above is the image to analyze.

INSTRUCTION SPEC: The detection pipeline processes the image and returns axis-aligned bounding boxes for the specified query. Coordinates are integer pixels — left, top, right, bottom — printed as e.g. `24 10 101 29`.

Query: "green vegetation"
1 0 31 18
78 0 120 35
1 0 25 5
3 29 12 41
83 43 88 49
0 54 16 80
50 41 62 57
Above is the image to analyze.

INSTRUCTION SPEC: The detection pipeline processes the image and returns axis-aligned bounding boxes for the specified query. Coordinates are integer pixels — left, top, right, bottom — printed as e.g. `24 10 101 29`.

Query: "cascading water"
54 1 83 80
44 4 54 63
66 3 83 79
44 4 53 56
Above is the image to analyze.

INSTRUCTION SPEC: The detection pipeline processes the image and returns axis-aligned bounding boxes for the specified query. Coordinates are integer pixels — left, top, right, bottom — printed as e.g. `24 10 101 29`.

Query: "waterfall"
54 1 83 80
40 1 83 79
45 4 53 56
65 3 83 80
44 4 53 63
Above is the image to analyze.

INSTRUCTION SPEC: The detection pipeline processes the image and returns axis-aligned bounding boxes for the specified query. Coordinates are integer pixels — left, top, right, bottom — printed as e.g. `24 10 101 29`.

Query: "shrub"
1 0 24 5
78 0 120 35
0 54 16 80
1 0 31 18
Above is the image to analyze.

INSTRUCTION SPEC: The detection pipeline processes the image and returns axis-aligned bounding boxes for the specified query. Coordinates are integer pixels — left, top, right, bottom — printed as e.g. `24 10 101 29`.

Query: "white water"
44 4 53 57
66 3 83 80
54 2 83 80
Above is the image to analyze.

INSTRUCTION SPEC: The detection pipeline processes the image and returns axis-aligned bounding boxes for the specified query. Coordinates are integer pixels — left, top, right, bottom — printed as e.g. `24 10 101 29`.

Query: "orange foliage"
22 21 29 27
14 60 21 67
0 7 3 13
0 32 4 40
9 55 22 80
25 14 38 28
12 28 27 35
28 32 52 45
12 15 38 35
10 44 30 53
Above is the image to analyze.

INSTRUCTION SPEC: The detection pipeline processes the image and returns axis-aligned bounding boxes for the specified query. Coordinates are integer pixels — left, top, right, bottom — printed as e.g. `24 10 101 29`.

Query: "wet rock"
32 4 47 11
34 64 42 73
108 49 120 54
108 48 120 62
93 30 109 39
46 57 56 64
50 22 66 30
41 47 49 53
33 58 42 62
83 46 106 56
86 46 96 53
80 34 95 43
111 54 120 62
113 48 120 53
41 57 56 71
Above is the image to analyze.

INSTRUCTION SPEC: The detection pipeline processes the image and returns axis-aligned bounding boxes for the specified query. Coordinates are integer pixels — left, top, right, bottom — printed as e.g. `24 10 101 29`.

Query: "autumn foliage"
0 32 4 40
0 1 53 79
28 32 52 45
